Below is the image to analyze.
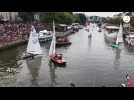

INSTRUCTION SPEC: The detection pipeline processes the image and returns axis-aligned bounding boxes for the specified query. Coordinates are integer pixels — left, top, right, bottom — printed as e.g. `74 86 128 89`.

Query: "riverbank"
0 39 28 51
0 29 79 51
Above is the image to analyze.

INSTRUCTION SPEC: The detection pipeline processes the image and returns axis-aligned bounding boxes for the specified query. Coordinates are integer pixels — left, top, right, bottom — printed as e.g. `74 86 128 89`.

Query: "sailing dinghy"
22 25 42 59
88 25 92 38
49 21 66 65
112 24 123 48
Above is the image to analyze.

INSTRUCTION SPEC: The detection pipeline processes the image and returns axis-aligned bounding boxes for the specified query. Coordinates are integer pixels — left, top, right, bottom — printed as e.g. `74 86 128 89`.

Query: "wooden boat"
22 26 42 59
49 21 66 65
56 37 72 46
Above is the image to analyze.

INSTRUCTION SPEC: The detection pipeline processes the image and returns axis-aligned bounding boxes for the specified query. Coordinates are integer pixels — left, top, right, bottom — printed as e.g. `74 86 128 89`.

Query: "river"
0 24 134 87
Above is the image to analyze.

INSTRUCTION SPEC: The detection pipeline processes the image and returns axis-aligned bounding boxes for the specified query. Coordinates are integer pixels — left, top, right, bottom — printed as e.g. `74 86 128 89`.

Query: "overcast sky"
74 12 122 17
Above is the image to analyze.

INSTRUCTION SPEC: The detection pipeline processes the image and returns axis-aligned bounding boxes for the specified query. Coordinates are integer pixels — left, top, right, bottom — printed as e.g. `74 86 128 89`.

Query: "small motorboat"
38 30 53 43
56 37 72 46
50 53 66 65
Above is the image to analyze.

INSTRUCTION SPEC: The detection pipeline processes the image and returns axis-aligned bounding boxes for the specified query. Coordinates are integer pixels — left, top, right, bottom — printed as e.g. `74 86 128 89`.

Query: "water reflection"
26 56 42 86
40 42 51 50
88 36 92 48
113 48 121 70
48 61 66 87
104 37 113 47
2 28 134 87
49 61 57 87
124 43 134 53
0 48 18 69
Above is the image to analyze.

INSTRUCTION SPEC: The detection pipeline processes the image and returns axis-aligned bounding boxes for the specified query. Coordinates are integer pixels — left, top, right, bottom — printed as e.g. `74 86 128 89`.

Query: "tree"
74 13 87 25
106 17 122 25
73 14 80 23
40 12 74 24
18 12 34 22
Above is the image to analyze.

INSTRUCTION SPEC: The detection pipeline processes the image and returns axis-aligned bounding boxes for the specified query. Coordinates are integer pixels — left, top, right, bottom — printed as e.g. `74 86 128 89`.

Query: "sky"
74 12 122 17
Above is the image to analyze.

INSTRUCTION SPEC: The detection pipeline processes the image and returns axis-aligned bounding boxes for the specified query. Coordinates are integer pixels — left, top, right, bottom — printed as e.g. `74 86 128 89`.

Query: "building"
0 12 18 21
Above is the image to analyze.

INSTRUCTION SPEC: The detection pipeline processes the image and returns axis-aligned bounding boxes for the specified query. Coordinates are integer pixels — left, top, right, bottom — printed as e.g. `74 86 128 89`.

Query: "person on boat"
54 53 62 59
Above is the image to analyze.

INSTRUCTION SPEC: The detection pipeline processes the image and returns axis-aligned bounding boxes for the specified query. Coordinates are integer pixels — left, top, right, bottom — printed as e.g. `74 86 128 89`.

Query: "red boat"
49 21 66 66
50 53 66 65
56 37 72 46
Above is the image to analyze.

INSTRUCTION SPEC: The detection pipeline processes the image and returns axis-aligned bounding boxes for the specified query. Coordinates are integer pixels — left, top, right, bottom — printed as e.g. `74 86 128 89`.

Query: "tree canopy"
18 12 87 25
106 12 134 27
18 12 34 22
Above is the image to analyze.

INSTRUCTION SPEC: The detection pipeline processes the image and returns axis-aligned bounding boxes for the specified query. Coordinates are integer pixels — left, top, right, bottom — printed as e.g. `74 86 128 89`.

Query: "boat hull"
39 36 52 43
50 56 66 66
104 32 117 43
56 42 72 46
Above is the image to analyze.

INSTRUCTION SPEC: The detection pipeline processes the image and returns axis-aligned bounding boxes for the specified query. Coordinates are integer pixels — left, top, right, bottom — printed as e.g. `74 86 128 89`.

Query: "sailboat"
116 24 123 45
112 24 123 48
88 25 92 38
49 21 66 65
22 25 42 59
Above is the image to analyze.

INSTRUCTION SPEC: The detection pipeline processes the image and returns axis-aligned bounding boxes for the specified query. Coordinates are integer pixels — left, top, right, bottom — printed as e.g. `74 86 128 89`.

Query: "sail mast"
116 23 123 45
49 20 56 57
52 20 56 55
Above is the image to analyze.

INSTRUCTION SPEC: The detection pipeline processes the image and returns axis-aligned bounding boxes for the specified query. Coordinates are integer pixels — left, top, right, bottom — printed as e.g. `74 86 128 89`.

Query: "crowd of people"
0 21 45 45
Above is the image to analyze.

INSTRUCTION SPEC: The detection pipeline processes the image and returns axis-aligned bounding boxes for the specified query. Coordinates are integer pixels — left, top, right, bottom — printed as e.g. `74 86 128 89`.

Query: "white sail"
116 24 123 45
49 21 56 57
27 25 42 55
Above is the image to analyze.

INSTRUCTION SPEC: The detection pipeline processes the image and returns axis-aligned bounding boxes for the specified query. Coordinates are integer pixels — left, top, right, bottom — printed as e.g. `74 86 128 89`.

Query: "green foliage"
40 12 74 24
40 12 87 25
18 12 34 22
106 15 134 27
73 14 81 23
74 13 86 25
18 12 87 25
106 17 122 25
